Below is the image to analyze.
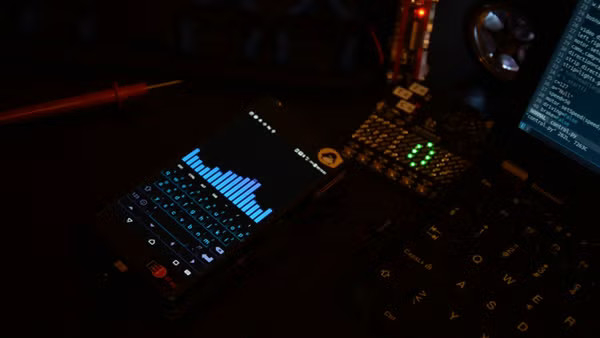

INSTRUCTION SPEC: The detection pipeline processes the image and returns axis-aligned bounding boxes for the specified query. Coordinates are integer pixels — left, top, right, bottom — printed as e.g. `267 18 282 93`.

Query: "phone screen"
106 109 331 290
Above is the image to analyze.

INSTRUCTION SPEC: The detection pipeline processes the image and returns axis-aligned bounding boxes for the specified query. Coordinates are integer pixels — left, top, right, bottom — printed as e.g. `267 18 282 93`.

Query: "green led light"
427 142 434 147
420 160 427 166
410 162 416 167
412 149 418 154
425 155 432 160
407 153 414 159
416 144 423 149
429 150 435 155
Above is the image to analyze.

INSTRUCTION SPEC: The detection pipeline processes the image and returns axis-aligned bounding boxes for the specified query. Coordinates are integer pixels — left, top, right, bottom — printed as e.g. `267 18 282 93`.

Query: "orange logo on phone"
318 148 343 168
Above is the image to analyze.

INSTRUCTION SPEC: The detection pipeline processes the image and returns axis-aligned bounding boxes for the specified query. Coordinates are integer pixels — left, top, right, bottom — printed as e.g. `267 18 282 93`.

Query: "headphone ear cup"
468 4 535 81
427 0 575 118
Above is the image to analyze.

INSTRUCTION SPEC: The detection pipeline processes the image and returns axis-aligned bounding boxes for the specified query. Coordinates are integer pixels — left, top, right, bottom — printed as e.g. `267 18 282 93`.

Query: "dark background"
0 0 395 88
0 0 591 337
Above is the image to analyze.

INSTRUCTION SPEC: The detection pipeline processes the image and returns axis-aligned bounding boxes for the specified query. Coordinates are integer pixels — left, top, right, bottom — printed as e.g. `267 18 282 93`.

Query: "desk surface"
1 81 427 337
3 79 598 337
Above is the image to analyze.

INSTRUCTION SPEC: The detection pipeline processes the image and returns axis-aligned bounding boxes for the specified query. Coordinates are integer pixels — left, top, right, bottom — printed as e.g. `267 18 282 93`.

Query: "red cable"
393 0 411 82
0 83 149 124
369 27 385 66
0 80 182 125
414 1 433 79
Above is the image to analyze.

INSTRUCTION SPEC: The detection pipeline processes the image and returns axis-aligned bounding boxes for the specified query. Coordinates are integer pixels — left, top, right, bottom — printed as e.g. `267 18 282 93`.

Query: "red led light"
416 8 427 19
152 265 167 278
147 261 168 278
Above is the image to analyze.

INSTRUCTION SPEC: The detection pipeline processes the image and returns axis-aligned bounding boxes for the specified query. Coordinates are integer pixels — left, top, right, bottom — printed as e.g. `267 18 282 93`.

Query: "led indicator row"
249 111 276 133
182 148 273 223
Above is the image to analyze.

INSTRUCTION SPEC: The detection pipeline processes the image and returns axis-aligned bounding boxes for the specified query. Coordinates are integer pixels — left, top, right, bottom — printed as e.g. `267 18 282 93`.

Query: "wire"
393 0 411 82
147 80 184 90
369 27 385 66
0 80 184 125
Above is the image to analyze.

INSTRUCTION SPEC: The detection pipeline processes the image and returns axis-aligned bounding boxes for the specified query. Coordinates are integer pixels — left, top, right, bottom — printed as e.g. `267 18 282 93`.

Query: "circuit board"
342 82 489 198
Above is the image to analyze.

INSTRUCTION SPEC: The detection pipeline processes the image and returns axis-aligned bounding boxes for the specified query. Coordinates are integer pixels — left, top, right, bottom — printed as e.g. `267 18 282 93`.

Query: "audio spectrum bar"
182 148 273 223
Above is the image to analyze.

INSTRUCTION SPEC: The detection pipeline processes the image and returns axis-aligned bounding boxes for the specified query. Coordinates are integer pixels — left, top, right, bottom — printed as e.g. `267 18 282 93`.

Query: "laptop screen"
519 0 600 172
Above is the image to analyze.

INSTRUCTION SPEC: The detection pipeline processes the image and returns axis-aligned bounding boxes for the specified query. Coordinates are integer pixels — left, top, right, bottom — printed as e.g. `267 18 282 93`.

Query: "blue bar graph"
254 209 272 223
187 156 200 167
207 171 222 183
212 171 232 186
191 160 203 170
216 174 237 191
222 177 243 195
225 178 250 198
182 148 274 223
230 180 255 202
237 194 255 209
242 200 256 213
199 167 210 176
249 208 263 220
232 182 261 205
182 148 200 162
246 204 260 217
204 167 220 180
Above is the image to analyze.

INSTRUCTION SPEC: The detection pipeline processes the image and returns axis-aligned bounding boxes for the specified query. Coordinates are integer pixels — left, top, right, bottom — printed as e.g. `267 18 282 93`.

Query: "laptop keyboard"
350 170 597 337
116 163 254 279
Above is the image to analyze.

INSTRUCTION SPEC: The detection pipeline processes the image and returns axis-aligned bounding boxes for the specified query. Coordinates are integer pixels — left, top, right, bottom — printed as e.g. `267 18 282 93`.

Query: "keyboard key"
351 170 597 338
148 207 197 249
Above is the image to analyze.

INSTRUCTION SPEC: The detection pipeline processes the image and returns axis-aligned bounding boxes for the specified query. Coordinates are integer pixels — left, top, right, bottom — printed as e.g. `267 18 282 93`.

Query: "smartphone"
95 97 344 315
